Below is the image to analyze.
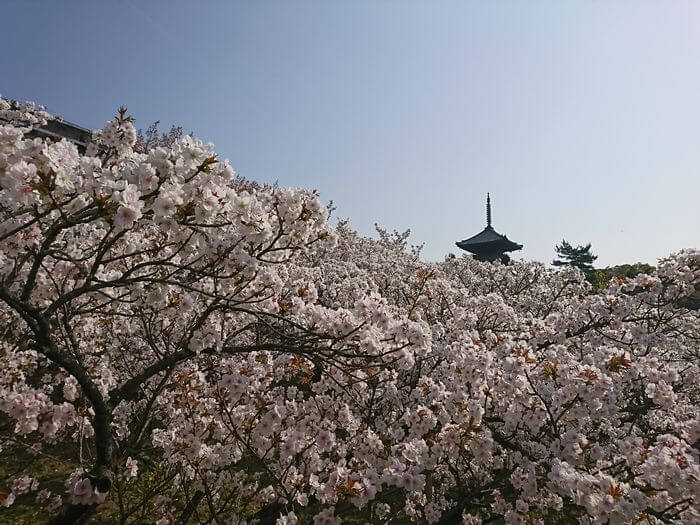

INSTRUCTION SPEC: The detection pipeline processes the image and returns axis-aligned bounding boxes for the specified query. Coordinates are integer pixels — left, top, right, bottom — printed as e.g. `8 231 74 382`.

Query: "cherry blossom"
0 97 698 524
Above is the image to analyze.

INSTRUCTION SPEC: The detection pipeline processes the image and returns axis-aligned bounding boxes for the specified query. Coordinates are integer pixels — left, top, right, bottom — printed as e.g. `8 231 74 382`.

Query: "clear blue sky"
2 1 698 266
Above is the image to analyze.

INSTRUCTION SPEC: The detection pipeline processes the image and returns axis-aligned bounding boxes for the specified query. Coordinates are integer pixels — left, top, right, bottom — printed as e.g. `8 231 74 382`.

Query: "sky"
2 1 699 266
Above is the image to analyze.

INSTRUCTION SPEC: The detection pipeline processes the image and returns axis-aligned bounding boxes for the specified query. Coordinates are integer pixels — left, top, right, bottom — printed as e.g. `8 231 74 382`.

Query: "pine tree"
553 239 598 280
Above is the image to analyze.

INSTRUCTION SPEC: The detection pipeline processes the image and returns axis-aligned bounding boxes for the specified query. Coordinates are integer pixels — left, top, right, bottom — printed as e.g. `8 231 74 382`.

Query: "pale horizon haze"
2 1 698 266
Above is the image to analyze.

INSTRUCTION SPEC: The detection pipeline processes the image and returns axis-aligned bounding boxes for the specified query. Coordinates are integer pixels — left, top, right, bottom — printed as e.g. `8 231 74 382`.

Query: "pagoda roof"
455 225 523 253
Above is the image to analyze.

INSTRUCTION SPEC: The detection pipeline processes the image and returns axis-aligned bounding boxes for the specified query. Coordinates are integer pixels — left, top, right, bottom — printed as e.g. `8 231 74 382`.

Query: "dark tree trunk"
47 503 97 525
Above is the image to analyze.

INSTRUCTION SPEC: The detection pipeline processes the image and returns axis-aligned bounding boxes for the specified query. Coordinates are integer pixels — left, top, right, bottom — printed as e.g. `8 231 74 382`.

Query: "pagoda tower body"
456 194 523 264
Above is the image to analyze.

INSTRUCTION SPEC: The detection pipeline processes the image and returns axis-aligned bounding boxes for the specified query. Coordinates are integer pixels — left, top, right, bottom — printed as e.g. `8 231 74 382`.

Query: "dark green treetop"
553 239 598 279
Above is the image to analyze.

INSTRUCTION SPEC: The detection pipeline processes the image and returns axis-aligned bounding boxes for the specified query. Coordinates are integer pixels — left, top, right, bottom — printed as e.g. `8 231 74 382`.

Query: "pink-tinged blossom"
276 511 298 525
152 194 177 217
316 429 335 452
11 475 38 495
1 492 16 508
313 507 341 525
124 457 138 480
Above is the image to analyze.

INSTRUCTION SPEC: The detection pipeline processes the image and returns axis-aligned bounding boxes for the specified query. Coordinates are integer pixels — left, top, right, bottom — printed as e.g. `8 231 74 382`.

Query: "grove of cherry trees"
0 98 698 524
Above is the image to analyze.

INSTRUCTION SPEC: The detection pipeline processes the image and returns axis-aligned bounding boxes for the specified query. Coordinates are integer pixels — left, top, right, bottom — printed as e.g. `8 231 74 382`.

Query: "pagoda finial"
486 193 492 227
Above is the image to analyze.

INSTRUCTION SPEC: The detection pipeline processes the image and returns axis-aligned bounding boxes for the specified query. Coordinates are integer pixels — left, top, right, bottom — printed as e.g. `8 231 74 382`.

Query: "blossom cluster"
0 98 698 524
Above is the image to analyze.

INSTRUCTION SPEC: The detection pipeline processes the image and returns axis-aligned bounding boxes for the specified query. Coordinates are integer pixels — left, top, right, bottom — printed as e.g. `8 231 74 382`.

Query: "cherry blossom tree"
1 97 698 525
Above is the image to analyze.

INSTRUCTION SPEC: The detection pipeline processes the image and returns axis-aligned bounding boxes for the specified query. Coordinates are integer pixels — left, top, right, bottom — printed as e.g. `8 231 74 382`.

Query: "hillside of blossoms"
0 98 698 525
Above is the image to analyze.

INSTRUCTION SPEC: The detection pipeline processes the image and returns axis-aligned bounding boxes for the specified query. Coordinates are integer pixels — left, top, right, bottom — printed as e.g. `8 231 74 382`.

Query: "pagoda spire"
486 193 492 227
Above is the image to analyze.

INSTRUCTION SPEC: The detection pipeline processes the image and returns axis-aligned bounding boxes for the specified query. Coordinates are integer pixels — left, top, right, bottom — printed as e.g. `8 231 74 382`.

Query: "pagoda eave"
455 239 523 254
